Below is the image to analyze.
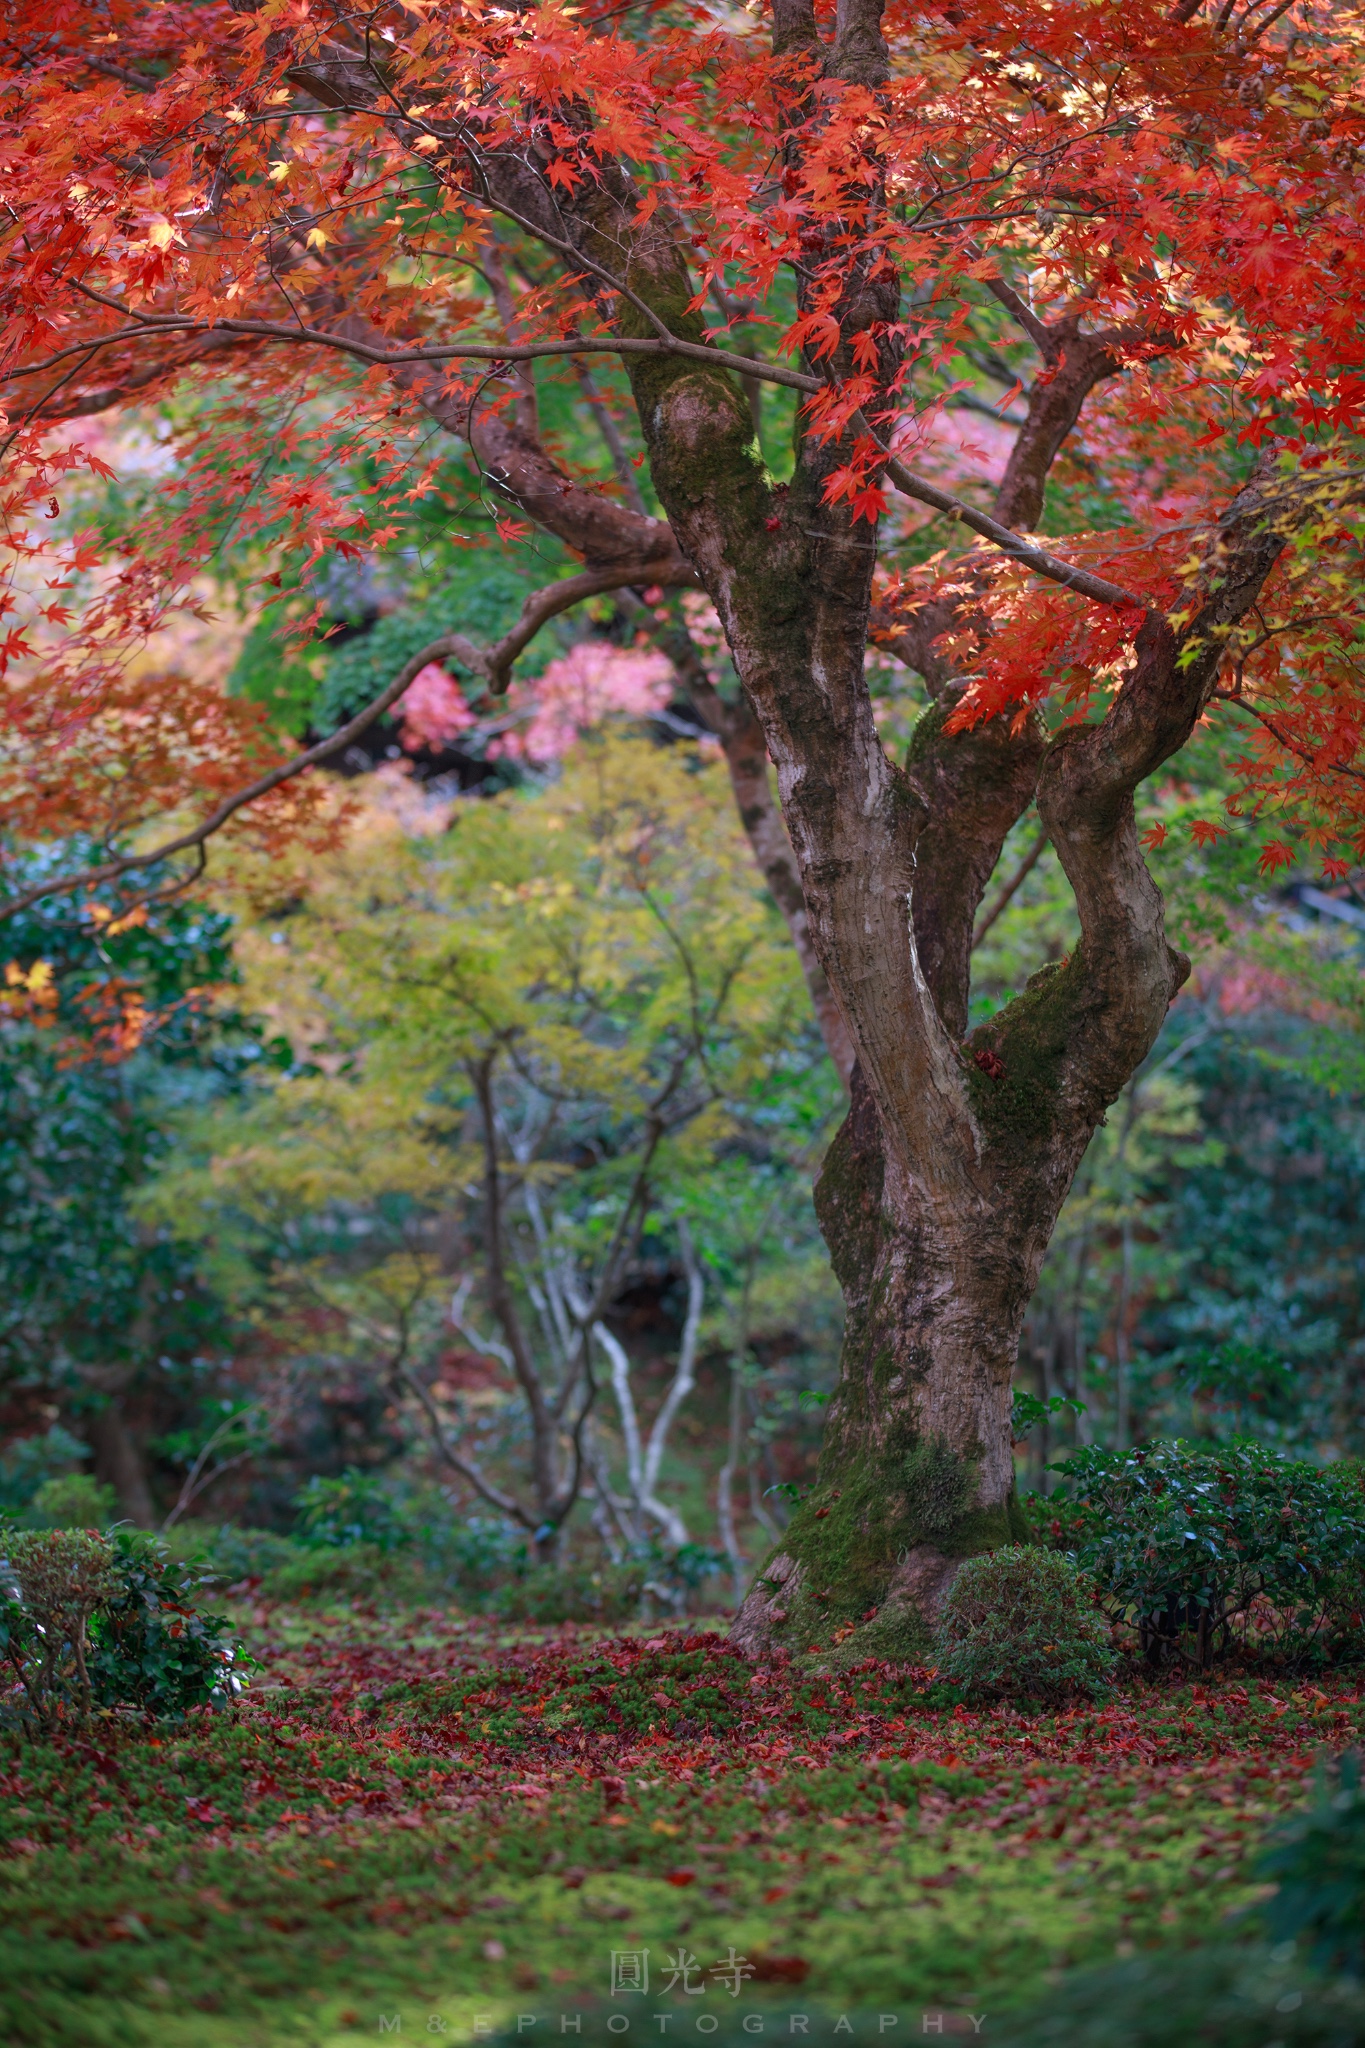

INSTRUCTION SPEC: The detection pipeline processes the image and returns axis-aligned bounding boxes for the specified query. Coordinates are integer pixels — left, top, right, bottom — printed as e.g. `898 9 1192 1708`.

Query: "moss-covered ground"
1 1604 1359 2048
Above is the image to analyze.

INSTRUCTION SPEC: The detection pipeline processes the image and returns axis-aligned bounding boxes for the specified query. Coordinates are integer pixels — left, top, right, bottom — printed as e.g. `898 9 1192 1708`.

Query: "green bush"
164 1520 305 1586
259 1541 423 1605
293 1468 411 1551
405 1498 527 1608
27 1473 118 1529
1051 1440 1365 1668
0 1528 115 1731
1 1526 245 1729
89 1531 247 1719
495 1561 647 1625
934 1545 1115 1702
0 1425 92 1515
1258 1750 1365 1975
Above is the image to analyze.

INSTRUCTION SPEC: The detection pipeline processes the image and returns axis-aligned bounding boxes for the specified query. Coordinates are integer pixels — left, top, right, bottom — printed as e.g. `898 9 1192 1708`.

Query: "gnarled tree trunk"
269 0 1306 1655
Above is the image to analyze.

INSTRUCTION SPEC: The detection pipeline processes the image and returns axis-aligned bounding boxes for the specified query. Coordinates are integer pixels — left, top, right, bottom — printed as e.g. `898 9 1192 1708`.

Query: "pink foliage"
395 663 476 752
492 640 674 763
911 404 1014 497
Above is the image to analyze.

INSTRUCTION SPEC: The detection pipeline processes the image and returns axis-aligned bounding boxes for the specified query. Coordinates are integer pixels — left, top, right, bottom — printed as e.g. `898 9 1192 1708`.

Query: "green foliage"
229 551 558 740
89 1532 247 1720
935 1545 1115 1702
1054 1441 1365 1665
255 1542 423 1607
0 1526 244 1729
1008 993 1365 1466
293 1468 412 1552
167 1521 302 1587
1258 1750 1365 1976
164 1506 531 1610
1174 1340 1301 1432
27 1475 118 1530
1004 1945 1365 2047
0 1427 91 1514
1012 1390 1085 1440
1133 1016 1365 1455
0 1528 115 1731
493 1560 648 1625
312 563 538 732
0 859 262 1427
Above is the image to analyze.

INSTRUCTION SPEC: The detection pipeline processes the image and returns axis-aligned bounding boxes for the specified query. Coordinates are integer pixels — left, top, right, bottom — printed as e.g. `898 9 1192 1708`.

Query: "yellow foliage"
145 736 815 1336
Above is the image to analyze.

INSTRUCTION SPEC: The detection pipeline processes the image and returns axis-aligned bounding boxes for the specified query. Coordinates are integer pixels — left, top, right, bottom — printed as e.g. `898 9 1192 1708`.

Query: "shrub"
495 1561 648 1625
934 1545 1115 1702
165 1521 305 1587
1257 1749 1365 1975
1002 1944 1365 2047
259 1541 423 1606
1051 1440 1365 1668
0 1528 115 1730
26 1473 118 1529
0 1425 93 1515
89 1531 247 1719
402 1496 526 1609
293 1468 411 1551
1 1526 245 1729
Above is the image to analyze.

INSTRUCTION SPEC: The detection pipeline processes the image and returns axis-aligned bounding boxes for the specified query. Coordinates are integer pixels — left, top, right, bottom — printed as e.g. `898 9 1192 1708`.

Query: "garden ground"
1 1603 1359 2048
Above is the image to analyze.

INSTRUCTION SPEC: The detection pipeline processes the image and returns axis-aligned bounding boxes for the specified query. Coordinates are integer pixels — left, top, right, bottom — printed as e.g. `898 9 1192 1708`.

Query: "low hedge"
1034 1441 1365 1669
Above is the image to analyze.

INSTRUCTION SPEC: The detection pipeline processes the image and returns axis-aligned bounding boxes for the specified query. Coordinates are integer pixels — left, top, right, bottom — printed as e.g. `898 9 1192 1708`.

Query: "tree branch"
398 1363 537 1528
876 436 1145 610
972 826 1050 949
975 452 1307 1201
0 560 691 923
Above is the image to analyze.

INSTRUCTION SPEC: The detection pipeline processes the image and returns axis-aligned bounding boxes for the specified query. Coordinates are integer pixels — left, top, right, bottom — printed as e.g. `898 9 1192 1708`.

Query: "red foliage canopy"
1 0 1364 906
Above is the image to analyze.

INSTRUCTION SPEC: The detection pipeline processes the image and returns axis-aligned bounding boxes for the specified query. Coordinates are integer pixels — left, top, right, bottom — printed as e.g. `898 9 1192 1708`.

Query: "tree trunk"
732 1066 1036 1659
86 1398 155 1528
286 0 1306 1659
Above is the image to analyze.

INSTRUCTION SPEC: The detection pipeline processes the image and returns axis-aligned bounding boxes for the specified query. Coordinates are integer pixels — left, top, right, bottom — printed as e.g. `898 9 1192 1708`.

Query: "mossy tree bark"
284 2 1309 1645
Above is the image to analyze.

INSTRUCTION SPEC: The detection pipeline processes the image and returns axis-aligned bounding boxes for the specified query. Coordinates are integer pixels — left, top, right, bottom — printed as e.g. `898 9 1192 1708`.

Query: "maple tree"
3 0 1365 1652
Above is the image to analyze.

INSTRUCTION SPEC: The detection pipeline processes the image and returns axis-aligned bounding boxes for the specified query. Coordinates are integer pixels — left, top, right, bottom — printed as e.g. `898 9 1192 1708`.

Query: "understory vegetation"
8 730 1365 2042
3 1599 1365 2048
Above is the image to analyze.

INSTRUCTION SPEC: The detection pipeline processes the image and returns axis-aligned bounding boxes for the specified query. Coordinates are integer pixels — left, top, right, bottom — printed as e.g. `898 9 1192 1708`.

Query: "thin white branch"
640 1219 703 1511
448 1276 515 1370
593 1315 646 1505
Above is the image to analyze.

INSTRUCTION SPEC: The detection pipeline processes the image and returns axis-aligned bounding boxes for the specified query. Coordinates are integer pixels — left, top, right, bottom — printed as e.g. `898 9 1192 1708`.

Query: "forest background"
6 400 1365 1600
3 0 1365 1608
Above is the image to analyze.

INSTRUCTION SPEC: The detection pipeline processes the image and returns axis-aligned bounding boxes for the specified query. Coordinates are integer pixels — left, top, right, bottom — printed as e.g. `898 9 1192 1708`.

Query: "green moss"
849 1603 935 1664
779 1438 977 1630
964 953 1088 1146
769 1439 1039 1654
902 1438 974 1538
943 1494 1035 1559
905 694 956 767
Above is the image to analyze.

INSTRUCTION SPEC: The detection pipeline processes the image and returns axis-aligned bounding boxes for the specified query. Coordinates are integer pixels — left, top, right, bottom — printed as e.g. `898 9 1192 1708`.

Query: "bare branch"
0 628 459 924
398 1363 537 1528
983 275 1054 354
0 560 692 924
639 1218 704 1513
877 439 1145 610
972 826 1050 948
3 294 826 405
